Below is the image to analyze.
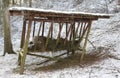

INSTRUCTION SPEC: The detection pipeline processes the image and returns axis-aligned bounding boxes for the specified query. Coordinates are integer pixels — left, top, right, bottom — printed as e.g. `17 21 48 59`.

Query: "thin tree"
2 0 15 56
118 0 120 5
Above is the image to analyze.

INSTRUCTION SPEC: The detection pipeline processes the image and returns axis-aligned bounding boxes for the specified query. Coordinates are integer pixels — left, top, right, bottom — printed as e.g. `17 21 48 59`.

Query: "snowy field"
0 0 120 78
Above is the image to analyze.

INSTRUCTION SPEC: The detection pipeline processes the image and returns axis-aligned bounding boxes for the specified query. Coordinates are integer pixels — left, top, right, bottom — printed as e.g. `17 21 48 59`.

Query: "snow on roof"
9 7 113 18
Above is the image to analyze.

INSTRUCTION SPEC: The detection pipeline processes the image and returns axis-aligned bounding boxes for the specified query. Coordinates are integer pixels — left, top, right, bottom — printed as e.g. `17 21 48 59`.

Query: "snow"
9 7 113 17
1 0 120 78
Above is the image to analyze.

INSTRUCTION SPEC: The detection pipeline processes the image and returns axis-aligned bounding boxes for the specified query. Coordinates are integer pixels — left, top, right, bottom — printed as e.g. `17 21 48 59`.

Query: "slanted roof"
9 7 112 21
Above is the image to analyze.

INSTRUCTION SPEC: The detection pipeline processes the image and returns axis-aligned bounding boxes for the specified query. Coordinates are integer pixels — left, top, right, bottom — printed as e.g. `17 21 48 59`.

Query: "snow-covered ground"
0 0 120 78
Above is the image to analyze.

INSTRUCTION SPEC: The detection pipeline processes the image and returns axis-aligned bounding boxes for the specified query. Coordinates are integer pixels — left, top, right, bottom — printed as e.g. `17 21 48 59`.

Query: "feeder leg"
20 19 26 48
80 21 92 62
20 19 32 74
18 52 21 66
18 19 26 65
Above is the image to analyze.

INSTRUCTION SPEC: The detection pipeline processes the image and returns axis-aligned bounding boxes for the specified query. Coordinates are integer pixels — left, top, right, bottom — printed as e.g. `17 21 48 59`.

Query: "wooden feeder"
9 7 111 74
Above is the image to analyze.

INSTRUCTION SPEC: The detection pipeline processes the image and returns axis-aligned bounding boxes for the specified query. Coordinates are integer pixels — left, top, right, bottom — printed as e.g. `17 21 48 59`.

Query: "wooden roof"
9 7 112 21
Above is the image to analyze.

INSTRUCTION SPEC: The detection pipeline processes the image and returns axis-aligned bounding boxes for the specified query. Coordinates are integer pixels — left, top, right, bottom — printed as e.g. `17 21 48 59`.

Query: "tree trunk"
2 0 15 56
29 0 32 7
118 0 120 5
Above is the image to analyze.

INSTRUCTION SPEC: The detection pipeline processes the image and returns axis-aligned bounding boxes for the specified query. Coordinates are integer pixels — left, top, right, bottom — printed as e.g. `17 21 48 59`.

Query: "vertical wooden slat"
52 22 64 51
20 18 26 48
45 21 54 48
79 22 83 38
80 20 92 61
33 20 36 38
34 21 43 51
20 19 32 74
51 22 53 38
64 22 73 45
42 21 45 37
69 23 73 41
71 22 76 55
37 21 43 37
75 22 80 38
78 22 88 45
66 22 68 37
56 22 64 44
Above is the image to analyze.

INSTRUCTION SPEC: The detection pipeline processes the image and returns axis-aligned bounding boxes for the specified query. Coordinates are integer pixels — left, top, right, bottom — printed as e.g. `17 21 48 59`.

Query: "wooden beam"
24 17 98 23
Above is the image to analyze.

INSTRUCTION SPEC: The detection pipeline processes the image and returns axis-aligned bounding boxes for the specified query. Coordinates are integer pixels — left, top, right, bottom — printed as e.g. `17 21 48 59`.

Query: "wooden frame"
9 7 111 74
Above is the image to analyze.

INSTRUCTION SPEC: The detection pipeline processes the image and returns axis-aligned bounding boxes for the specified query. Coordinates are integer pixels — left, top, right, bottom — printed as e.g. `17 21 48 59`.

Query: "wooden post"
20 19 26 48
80 20 92 62
20 18 32 74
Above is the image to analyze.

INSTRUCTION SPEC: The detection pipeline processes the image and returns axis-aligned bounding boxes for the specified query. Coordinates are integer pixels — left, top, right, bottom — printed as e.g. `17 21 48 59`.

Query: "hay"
28 36 80 52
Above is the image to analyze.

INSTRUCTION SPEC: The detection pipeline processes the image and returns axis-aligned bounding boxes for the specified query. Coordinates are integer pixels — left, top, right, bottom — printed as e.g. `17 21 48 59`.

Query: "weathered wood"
45 21 54 49
27 53 54 60
78 22 89 43
56 22 64 45
33 20 36 38
75 22 80 37
66 23 68 37
79 22 83 37
42 22 45 36
80 20 92 62
25 17 97 23
37 52 68 65
9 7 111 74
20 19 32 74
20 19 26 48
64 22 73 45
37 21 43 36
9 8 111 19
